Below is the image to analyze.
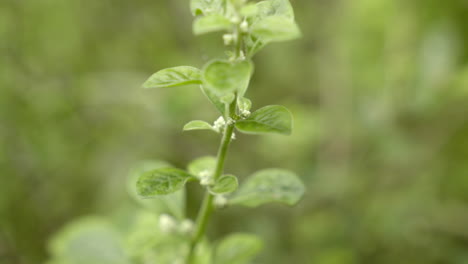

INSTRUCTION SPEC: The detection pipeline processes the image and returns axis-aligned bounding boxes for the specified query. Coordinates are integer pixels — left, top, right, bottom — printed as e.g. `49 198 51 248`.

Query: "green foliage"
236 105 293 135
47 217 130 264
230 169 305 207
183 120 215 132
137 168 193 196
187 156 217 180
214 233 263 264
42 0 304 263
251 16 301 42
127 160 186 219
143 66 202 89
209 174 238 195
193 14 232 35
202 60 253 95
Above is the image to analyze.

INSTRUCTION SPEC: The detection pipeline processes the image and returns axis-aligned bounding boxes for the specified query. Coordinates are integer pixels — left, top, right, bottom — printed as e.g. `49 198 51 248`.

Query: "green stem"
185 123 235 263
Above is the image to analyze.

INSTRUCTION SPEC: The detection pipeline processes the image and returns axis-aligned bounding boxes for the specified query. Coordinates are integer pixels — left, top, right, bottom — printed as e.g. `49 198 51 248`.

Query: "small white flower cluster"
213 116 226 133
199 169 214 186
240 109 251 118
159 214 195 235
214 195 228 208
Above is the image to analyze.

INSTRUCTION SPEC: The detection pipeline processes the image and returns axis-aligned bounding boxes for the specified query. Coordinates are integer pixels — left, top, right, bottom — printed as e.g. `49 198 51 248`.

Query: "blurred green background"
2 0 468 263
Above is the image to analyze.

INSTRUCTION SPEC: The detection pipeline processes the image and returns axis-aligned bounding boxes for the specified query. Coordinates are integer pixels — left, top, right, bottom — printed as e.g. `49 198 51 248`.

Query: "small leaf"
188 156 217 180
203 60 253 95
190 0 225 16
237 97 252 112
251 16 301 42
214 233 263 264
183 120 214 131
209 175 238 194
137 168 193 196
240 3 259 17
229 169 305 207
127 160 186 219
193 14 232 35
255 0 295 20
235 105 293 135
142 66 202 89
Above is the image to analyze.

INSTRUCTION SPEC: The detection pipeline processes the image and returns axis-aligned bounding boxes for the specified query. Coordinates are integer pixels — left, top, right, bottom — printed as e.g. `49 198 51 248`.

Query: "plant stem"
186 123 235 263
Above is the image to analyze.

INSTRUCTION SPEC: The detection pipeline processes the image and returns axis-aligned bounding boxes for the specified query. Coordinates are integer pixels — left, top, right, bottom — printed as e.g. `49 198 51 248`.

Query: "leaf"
190 0 224 16
193 14 232 35
137 168 193 196
142 66 202 89
235 105 293 135
187 156 217 180
127 161 186 219
229 169 305 207
255 0 295 21
214 233 263 264
240 3 259 17
48 217 130 264
203 60 253 95
183 120 214 131
209 175 238 194
251 16 301 42
237 97 252 112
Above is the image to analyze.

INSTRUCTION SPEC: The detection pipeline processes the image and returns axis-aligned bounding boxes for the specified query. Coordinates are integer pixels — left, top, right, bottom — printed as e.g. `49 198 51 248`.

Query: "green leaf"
193 14 232 35
240 3 259 17
209 174 238 194
137 168 193 196
251 16 301 42
256 0 295 20
235 105 293 135
203 60 253 95
143 66 202 89
183 120 214 131
214 233 263 264
190 0 224 16
127 161 186 219
229 169 305 207
187 156 217 180
48 217 130 264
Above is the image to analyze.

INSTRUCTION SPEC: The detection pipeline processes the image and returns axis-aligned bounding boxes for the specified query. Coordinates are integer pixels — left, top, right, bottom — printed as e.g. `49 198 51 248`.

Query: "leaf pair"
143 60 252 96
136 165 305 209
136 157 238 198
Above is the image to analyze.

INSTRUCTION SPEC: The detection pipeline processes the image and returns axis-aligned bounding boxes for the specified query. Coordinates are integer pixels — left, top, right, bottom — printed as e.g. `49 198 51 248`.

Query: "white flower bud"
213 116 226 132
199 170 214 186
240 20 249 32
214 195 228 208
225 117 234 125
231 133 236 140
241 109 251 118
179 219 194 235
159 214 176 233
239 50 246 60
223 34 234 45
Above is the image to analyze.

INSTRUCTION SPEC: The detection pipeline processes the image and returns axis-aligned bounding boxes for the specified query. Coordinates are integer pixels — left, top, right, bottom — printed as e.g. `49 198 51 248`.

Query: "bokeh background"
2 0 468 263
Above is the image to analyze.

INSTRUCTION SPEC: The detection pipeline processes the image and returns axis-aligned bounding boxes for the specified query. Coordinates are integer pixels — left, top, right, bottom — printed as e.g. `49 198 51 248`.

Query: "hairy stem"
186 123 235 263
